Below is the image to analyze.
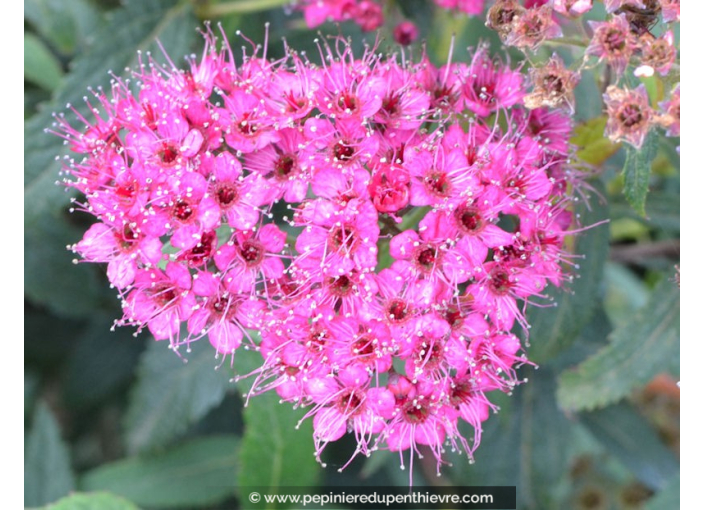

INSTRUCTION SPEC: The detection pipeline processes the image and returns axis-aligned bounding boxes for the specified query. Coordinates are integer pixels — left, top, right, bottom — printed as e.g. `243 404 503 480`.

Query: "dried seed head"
486 0 526 38
524 54 580 113
603 84 653 148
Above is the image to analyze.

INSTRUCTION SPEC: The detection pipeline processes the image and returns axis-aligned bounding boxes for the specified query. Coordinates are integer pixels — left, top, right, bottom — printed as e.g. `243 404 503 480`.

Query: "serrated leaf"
557 277 679 412
579 403 678 490
450 369 574 510
622 131 659 216
644 472 679 510
24 402 76 507
124 339 233 454
610 190 680 232
524 184 610 364
41 492 139 510
238 391 320 508
80 436 239 509
24 32 64 91
572 117 621 166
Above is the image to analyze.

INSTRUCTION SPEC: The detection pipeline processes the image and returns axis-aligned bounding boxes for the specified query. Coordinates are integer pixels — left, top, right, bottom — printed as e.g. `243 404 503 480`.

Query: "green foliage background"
25 1 679 508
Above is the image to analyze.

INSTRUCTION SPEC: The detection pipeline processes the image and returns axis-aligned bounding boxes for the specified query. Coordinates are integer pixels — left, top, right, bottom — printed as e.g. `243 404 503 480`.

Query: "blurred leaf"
603 263 648 328
579 403 678 490
574 68 604 122
41 492 139 510
24 0 101 55
453 369 574 509
524 184 610 364
238 391 320 508
641 74 665 105
25 402 76 507
124 339 233 454
24 32 64 91
25 211 113 318
80 436 239 509
64 315 145 409
622 131 658 216
610 190 680 233
557 277 679 412
25 371 39 420
572 117 621 166
25 87 52 119
643 472 679 510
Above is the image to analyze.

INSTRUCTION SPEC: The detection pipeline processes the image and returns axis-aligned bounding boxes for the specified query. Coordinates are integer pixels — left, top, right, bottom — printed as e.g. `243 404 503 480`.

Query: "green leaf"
25 210 113 318
644 473 679 510
25 1 198 314
80 436 239 509
557 277 679 412
579 403 678 490
610 190 680 233
572 117 621 166
451 369 574 509
63 315 145 409
547 307 612 372
24 32 64 91
25 402 76 507
524 183 610 364
622 131 659 217
603 263 648 328
238 391 320 508
41 492 139 510
24 0 102 55
124 339 233 455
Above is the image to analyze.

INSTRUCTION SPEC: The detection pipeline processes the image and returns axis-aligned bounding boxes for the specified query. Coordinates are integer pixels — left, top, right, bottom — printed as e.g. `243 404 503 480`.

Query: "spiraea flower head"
52 26 589 480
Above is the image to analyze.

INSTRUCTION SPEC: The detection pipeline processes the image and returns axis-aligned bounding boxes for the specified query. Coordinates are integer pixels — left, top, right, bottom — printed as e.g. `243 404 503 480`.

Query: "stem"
199 0 291 17
542 37 589 49
609 240 680 263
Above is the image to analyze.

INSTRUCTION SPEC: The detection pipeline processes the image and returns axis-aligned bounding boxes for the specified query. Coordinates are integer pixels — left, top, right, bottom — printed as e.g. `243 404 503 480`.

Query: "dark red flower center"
173 199 194 222
337 94 358 112
329 274 353 296
337 390 364 415
216 184 239 207
386 299 409 322
158 142 179 165
239 240 264 266
275 155 296 179
415 246 438 272
424 171 451 196
489 267 513 295
403 401 430 423
457 207 483 234
333 141 355 161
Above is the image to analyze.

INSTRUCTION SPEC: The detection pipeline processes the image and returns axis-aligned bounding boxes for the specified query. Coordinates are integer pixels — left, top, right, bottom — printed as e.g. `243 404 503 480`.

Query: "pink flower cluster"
54 29 583 474
297 0 384 31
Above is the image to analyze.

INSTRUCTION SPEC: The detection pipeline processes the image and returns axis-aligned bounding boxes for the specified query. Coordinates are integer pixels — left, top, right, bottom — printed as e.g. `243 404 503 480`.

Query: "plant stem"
199 0 291 17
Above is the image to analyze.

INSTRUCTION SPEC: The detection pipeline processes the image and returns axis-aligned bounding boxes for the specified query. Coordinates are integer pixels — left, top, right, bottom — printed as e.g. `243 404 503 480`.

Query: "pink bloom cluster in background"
53 28 586 474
